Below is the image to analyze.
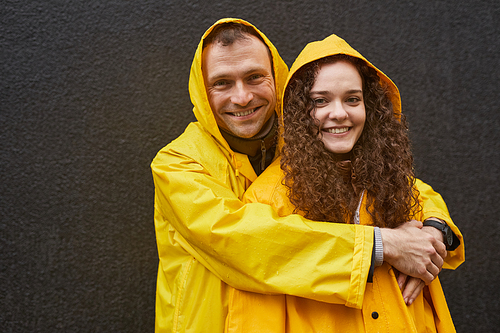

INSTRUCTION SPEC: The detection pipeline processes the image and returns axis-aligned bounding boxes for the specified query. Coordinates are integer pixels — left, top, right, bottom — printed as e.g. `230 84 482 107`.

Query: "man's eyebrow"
207 66 270 83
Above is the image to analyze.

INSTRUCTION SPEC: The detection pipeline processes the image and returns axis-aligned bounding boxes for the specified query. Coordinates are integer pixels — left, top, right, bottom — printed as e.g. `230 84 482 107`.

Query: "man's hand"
395 219 448 305
381 220 447 284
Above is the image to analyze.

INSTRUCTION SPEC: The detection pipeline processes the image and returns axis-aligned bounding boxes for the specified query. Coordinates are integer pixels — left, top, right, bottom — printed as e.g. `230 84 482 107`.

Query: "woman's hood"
188 18 289 151
284 34 402 118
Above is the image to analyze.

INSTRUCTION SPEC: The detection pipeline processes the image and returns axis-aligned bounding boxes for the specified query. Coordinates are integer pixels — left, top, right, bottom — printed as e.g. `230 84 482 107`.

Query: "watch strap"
423 219 460 251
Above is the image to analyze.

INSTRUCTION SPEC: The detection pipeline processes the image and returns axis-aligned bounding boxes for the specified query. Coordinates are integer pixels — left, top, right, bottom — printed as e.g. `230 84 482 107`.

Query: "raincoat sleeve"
415 178 465 269
152 138 373 308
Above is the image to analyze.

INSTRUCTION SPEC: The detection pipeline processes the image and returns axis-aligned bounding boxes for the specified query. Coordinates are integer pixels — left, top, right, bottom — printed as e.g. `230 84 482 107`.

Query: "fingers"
420 269 435 285
426 231 447 280
423 248 443 283
431 250 444 271
425 262 439 284
424 226 448 260
402 277 425 305
428 236 445 279
435 239 447 260
397 272 408 291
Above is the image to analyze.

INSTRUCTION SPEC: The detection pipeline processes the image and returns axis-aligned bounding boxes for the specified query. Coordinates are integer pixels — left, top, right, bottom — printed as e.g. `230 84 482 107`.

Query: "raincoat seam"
173 257 196 332
224 286 236 332
373 271 391 332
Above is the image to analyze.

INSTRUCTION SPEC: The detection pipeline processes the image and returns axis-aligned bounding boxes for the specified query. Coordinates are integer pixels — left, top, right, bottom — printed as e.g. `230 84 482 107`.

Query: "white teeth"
233 108 256 117
326 127 349 134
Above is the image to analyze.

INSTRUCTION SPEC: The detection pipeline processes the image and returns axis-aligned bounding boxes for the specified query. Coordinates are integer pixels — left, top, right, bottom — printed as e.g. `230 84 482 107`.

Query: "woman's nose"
327 101 348 121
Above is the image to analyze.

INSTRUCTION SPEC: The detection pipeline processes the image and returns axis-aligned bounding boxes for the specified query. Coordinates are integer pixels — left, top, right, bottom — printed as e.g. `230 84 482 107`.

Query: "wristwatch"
423 219 459 251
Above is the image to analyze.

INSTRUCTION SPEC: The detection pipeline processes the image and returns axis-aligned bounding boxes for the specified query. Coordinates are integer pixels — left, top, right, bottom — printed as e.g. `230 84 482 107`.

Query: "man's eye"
249 74 263 81
214 80 228 87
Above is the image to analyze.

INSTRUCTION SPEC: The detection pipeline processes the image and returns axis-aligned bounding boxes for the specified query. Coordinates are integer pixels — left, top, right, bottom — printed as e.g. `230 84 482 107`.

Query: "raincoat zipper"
260 140 266 171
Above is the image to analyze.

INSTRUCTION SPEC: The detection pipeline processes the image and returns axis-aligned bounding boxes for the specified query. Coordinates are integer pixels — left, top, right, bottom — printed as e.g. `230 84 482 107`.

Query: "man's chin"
235 131 259 139
223 120 264 139
231 127 260 139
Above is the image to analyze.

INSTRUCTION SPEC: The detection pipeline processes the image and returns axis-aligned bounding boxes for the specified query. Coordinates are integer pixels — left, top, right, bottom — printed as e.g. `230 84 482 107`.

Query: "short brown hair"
202 22 274 77
203 22 267 49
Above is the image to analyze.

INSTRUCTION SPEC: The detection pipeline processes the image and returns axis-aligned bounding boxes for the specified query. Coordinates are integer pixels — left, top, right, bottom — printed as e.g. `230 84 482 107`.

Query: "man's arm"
153 144 374 308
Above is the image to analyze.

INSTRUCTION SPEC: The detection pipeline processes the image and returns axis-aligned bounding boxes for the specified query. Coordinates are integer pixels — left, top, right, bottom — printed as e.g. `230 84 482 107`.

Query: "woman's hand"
396 271 426 305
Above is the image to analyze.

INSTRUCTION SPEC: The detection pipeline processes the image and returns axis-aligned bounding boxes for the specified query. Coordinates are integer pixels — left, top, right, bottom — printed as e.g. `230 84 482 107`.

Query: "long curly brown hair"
281 54 420 228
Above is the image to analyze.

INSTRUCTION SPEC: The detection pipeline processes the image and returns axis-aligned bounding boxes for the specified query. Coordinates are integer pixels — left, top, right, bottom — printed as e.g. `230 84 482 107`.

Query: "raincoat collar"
188 18 289 155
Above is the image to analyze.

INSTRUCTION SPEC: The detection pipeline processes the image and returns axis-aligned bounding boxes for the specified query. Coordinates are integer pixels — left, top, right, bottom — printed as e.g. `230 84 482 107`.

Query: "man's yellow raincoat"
151 19 464 332
225 34 465 332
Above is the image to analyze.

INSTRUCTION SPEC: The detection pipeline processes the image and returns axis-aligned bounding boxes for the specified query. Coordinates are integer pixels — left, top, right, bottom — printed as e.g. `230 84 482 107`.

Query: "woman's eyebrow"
311 89 362 95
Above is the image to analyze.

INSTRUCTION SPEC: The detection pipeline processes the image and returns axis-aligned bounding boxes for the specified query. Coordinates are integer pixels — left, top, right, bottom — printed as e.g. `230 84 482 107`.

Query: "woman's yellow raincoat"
151 18 464 332
225 34 465 333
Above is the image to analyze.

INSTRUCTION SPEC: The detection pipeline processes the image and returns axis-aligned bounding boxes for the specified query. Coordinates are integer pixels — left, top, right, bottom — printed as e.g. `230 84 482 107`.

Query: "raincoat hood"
188 18 289 152
284 33 402 118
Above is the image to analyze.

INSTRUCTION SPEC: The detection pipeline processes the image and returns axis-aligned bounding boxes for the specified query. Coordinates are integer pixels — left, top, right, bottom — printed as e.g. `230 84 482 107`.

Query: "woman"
224 34 464 332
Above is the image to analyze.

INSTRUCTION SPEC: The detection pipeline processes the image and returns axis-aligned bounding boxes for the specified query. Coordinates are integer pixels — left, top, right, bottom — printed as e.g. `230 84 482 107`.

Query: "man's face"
202 35 276 139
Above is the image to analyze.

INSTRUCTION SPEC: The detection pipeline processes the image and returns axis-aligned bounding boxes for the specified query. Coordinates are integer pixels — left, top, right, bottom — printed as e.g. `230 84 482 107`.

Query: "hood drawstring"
233 154 240 178
354 190 365 224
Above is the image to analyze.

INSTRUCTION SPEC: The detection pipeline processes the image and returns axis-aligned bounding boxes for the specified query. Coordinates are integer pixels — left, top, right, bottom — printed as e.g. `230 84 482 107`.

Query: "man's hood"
284 34 402 119
188 18 289 152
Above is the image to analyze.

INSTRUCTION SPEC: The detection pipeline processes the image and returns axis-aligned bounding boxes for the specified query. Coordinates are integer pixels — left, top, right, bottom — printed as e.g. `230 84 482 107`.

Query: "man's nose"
328 101 348 120
230 82 253 106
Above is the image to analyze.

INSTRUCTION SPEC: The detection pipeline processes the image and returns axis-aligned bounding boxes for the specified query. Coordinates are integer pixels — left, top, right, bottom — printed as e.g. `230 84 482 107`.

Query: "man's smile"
229 107 260 117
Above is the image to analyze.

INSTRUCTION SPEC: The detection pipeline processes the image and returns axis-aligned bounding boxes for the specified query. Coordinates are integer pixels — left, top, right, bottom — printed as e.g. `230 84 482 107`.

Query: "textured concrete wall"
1 0 498 331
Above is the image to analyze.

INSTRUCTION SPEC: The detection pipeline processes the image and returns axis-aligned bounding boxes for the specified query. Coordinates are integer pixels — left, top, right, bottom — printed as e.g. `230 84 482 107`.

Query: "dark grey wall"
1 0 498 332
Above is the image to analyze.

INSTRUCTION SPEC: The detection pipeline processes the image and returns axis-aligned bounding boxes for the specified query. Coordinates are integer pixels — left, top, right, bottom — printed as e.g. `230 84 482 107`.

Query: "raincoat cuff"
345 226 374 308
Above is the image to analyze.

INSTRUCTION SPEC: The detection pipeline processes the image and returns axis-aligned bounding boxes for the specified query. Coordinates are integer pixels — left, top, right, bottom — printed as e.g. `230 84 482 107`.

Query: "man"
151 18 463 332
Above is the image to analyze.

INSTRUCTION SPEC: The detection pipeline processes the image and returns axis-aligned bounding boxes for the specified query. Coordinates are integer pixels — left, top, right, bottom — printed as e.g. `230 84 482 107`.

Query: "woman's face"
310 61 366 157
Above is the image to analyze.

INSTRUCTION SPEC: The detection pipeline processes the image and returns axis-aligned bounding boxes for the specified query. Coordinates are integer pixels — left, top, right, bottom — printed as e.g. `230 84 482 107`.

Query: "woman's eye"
314 98 326 105
347 97 361 103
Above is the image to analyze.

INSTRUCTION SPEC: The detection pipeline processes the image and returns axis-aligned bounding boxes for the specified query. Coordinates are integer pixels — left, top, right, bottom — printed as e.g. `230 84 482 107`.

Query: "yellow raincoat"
151 19 463 332
225 34 465 332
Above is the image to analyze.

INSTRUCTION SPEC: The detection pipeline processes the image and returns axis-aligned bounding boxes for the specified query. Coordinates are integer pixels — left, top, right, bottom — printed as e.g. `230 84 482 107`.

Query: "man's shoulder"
151 122 228 170
154 122 218 157
165 122 211 149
